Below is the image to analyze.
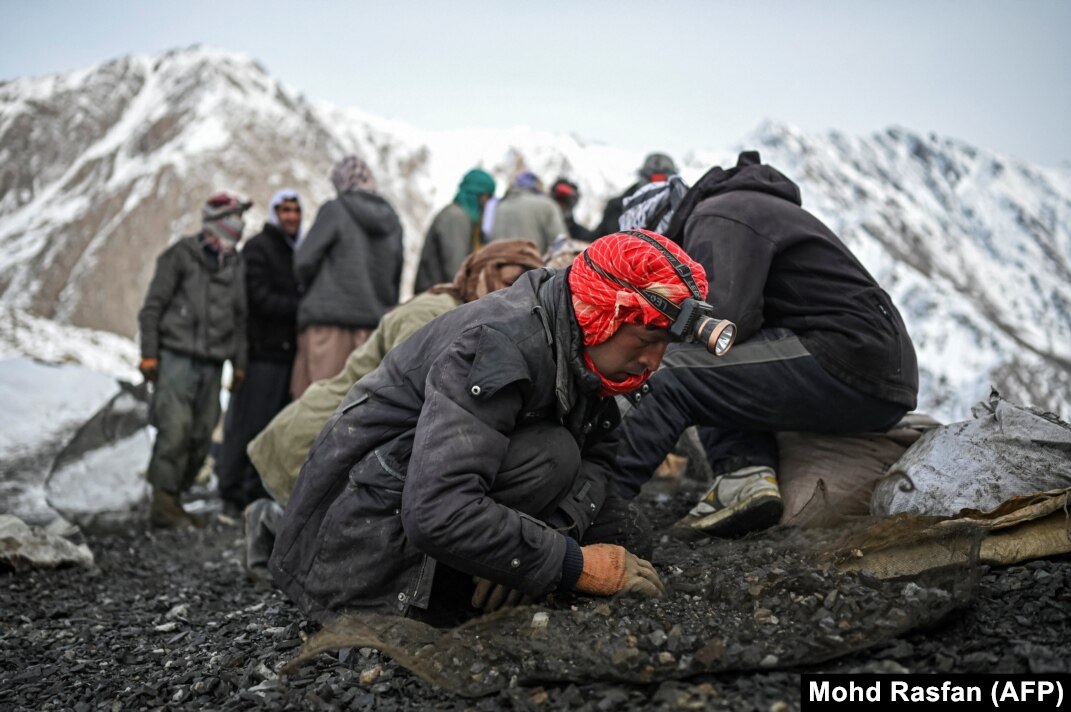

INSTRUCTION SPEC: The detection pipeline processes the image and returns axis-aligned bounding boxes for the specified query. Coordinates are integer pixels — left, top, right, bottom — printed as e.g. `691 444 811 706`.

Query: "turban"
268 188 303 242
428 239 544 303
568 229 708 395
331 155 377 195
454 169 496 223
201 192 252 258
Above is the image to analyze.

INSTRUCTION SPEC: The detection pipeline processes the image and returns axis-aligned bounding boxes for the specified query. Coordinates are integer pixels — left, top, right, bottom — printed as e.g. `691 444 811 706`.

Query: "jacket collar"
534 269 602 425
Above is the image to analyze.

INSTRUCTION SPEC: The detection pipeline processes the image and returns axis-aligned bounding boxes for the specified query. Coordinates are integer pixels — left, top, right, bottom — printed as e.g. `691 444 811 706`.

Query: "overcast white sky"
3 0 1069 167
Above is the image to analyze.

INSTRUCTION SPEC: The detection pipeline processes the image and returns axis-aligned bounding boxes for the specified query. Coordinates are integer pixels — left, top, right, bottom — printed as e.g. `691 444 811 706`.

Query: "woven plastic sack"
871 390 1071 517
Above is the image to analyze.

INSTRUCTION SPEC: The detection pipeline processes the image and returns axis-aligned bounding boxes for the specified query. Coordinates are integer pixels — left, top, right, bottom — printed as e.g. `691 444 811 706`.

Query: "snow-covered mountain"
1 45 1068 423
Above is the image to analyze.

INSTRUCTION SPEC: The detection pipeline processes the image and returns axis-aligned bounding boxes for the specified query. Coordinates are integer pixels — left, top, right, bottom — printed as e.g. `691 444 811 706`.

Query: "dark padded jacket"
669 151 918 408
243 223 299 362
565 215 596 243
269 269 619 621
294 191 403 330
138 234 247 370
594 182 641 238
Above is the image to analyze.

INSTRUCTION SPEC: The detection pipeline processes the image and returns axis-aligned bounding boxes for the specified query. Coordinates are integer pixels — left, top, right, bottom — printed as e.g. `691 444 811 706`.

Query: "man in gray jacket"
489 170 568 253
270 230 709 624
138 192 250 528
414 168 497 293
291 156 404 397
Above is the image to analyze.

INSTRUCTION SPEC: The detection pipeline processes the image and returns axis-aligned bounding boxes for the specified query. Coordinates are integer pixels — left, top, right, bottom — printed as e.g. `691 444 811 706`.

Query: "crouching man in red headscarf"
269 230 709 624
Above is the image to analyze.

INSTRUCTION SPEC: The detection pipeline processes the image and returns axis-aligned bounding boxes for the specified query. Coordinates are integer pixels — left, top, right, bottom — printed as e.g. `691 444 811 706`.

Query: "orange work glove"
575 543 666 598
139 357 159 383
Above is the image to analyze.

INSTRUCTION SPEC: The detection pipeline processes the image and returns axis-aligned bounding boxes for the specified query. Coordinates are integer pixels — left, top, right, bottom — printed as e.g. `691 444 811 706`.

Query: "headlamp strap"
580 230 703 321
582 251 681 321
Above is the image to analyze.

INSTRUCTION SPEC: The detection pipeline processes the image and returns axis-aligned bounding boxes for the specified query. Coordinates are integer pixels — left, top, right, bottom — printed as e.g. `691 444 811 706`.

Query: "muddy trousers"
488 423 653 557
422 422 653 623
219 360 292 508
614 329 908 498
146 349 223 495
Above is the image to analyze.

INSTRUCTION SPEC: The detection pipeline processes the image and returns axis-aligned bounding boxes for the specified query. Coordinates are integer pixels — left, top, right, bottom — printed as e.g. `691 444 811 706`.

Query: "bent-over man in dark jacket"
138 192 250 528
614 151 919 537
270 230 710 623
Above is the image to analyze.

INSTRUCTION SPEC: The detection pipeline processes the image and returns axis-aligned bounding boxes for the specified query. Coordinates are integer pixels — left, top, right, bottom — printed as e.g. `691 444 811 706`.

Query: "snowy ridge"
1 45 1069 423
0 306 138 381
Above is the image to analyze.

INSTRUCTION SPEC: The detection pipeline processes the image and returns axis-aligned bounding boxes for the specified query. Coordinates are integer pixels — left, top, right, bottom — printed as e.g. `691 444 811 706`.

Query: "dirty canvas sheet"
284 522 975 697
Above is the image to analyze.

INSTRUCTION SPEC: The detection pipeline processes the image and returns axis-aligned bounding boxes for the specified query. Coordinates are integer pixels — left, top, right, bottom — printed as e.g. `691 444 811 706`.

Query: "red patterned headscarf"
568 230 708 395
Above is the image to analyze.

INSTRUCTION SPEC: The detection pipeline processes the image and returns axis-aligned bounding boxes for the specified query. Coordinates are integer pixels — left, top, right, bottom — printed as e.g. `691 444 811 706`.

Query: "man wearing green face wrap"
414 168 497 293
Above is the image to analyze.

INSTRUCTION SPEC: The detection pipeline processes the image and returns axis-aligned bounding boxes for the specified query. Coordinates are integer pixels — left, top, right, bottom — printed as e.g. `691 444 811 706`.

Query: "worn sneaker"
674 465 783 537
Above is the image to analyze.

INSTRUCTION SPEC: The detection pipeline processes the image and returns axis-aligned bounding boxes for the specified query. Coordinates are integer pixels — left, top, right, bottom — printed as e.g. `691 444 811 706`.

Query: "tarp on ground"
283 522 977 696
284 485 1071 696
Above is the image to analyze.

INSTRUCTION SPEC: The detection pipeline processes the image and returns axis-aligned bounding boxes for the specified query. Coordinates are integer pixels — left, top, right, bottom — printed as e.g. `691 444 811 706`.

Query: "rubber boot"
150 489 207 529
150 489 191 529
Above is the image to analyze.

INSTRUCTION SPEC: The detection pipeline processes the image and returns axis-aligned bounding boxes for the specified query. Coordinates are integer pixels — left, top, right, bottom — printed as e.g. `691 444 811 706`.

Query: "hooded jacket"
269 269 619 621
669 151 918 408
138 235 247 370
294 192 403 330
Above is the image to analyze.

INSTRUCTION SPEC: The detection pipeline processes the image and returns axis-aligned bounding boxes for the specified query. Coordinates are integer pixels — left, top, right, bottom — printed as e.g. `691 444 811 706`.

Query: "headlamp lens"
695 316 737 356
715 323 735 356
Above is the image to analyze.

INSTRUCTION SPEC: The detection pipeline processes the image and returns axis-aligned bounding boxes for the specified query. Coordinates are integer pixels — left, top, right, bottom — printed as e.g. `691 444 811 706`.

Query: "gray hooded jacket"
294 191 403 330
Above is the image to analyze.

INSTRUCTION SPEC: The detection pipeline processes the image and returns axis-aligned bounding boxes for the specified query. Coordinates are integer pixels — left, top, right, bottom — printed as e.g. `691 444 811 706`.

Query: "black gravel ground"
2 489 1070 711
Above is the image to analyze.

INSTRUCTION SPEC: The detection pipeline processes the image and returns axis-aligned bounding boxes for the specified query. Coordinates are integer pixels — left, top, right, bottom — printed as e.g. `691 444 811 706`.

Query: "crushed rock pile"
1 485 1069 710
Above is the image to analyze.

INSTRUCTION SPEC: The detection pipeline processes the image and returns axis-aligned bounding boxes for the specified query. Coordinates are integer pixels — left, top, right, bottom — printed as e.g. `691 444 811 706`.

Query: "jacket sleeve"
232 260 248 372
684 213 775 343
413 228 441 294
293 203 339 289
401 325 568 599
595 196 624 237
543 201 569 249
543 402 619 541
388 225 403 306
436 207 473 283
245 241 298 320
137 246 180 359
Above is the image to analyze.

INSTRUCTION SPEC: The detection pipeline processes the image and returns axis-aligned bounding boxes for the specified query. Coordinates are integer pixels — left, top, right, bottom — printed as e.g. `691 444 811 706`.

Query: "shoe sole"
679 493 784 538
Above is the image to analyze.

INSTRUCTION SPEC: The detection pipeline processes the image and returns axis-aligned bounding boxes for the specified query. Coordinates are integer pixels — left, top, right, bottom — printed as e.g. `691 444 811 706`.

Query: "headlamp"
581 230 736 357
670 298 737 357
